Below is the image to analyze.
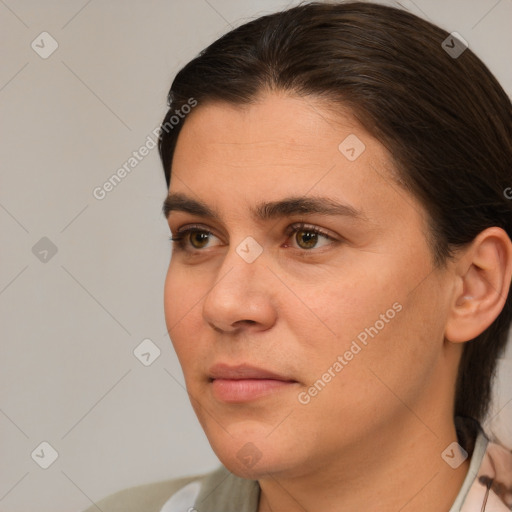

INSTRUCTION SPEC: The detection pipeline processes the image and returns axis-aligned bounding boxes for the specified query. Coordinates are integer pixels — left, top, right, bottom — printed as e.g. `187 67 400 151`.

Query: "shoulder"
460 431 512 511
81 469 216 512
82 465 260 512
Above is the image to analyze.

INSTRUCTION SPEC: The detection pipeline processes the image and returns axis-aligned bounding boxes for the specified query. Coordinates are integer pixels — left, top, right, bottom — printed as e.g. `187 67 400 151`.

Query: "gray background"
1 1 511 511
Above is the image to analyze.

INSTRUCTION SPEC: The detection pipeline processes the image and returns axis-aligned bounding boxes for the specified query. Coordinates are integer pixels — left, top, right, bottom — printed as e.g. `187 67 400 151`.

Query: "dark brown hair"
158 2 512 426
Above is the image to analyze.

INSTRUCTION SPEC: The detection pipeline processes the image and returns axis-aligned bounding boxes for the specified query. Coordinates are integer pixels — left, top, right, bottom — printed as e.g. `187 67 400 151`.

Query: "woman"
86 2 512 510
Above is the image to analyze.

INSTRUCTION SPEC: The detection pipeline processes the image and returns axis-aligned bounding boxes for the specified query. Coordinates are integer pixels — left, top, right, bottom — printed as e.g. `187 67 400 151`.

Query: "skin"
163 91 512 511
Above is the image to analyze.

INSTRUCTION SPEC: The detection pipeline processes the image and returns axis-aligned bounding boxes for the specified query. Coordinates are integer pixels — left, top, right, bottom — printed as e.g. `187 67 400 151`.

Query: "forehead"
171 93 379 184
167 92 423 232
172 93 363 167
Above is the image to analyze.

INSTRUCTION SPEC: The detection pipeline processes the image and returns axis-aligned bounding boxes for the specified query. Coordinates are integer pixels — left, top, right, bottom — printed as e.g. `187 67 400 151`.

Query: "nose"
202 242 277 334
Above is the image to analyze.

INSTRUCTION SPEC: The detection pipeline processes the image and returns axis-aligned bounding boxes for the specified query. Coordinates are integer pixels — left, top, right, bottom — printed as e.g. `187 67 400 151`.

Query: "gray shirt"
84 430 512 512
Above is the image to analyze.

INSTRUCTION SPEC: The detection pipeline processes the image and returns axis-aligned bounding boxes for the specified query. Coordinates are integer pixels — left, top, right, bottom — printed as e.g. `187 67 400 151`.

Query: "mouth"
208 363 298 403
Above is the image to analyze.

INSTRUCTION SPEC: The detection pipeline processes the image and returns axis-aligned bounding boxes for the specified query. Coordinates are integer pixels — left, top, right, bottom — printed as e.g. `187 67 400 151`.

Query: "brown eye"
286 223 335 251
170 226 220 252
189 231 210 249
295 229 321 249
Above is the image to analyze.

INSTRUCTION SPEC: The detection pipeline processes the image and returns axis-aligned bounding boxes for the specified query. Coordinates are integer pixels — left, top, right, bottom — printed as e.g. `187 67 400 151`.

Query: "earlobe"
445 227 512 343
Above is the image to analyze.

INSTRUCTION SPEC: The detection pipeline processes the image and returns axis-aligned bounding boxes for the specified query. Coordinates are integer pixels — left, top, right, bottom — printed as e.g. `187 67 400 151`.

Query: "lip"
209 363 294 381
208 363 298 403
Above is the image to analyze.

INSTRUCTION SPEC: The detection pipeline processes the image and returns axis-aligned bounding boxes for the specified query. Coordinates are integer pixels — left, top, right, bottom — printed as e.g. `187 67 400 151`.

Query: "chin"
205 428 304 480
217 449 292 480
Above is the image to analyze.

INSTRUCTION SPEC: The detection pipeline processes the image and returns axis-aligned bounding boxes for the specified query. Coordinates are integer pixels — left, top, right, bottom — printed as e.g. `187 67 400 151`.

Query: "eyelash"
169 223 336 253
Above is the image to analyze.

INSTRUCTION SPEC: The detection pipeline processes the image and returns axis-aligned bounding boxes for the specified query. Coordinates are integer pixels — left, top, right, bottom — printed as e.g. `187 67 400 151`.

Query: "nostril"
235 320 257 327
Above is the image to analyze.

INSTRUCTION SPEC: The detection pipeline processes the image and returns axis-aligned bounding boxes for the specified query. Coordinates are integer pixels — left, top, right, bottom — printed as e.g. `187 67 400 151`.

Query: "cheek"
339 275 447 407
164 261 207 323
163 263 205 366
297 265 403 348
163 263 181 323
297 256 444 394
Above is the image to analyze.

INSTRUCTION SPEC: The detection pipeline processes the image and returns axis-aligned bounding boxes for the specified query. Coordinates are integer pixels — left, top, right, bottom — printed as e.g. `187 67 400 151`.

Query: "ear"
445 227 512 343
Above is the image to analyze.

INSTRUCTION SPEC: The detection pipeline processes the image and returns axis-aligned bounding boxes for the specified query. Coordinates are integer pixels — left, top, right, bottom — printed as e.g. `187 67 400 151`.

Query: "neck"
257 414 470 512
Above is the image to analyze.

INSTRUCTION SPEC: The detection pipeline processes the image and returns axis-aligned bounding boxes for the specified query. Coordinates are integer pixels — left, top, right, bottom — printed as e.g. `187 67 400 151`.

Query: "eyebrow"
162 192 367 222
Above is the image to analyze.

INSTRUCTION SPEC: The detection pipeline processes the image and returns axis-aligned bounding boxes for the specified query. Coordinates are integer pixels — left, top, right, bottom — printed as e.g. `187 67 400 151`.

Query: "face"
163 92 457 479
